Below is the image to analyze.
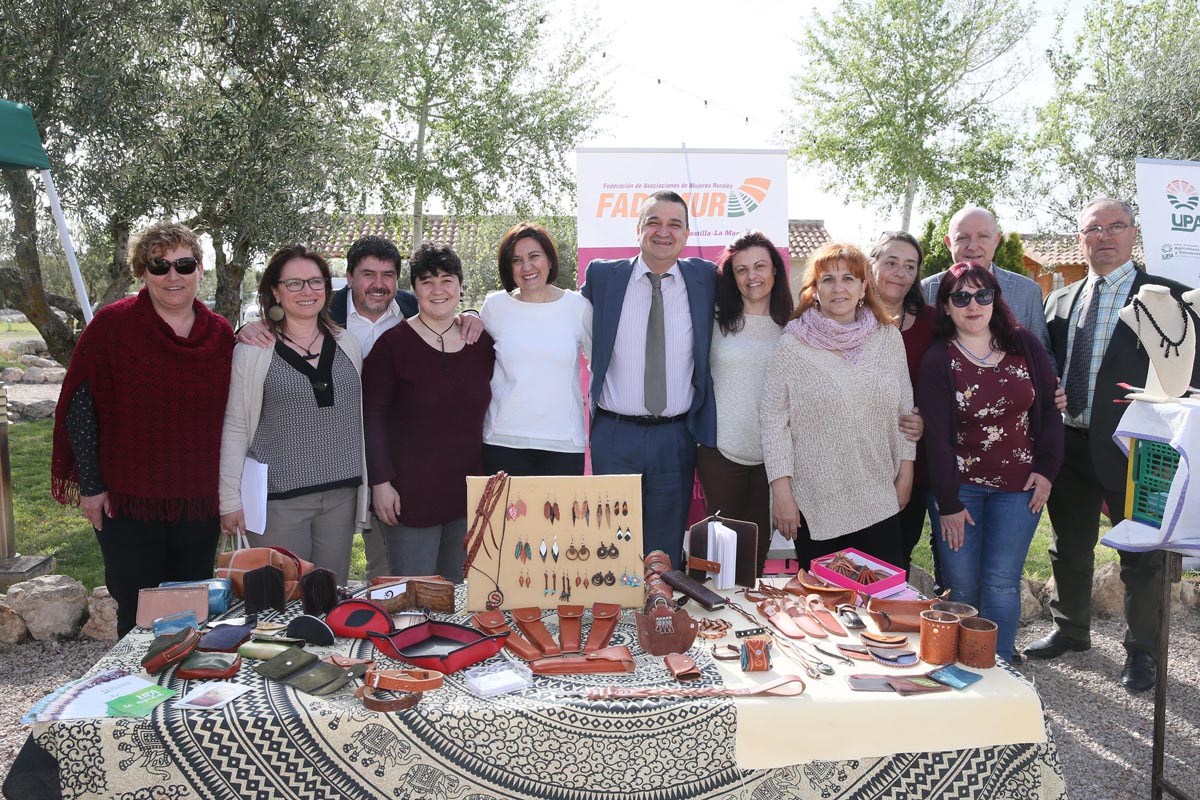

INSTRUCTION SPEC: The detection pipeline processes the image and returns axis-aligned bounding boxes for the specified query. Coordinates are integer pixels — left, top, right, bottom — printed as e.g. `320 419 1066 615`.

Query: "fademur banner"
1135 157 1200 286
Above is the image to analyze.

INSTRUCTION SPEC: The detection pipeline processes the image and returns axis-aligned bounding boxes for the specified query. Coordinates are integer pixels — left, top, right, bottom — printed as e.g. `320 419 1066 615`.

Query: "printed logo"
1167 179 1199 211
726 178 772 217
594 177 773 220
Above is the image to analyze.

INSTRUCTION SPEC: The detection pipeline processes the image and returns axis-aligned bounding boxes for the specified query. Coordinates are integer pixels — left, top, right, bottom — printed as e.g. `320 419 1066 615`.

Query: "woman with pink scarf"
760 243 916 567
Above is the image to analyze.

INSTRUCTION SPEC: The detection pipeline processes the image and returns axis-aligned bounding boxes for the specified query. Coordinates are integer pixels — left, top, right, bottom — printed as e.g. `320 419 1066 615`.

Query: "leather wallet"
177 651 242 680
686 514 759 588
300 568 339 616
471 610 541 661
557 605 585 653
255 646 367 695
142 627 201 675
529 645 636 675
741 638 772 672
286 614 336 646
660 570 727 611
244 565 286 615
367 575 455 613
512 607 560 656
196 622 256 653
664 653 702 681
583 602 621 654
136 586 210 630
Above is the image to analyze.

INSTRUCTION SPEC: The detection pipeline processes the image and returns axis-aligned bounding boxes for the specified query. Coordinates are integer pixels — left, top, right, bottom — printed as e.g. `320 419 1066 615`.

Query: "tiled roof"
788 219 832 261
308 214 469 257
1020 232 1145 266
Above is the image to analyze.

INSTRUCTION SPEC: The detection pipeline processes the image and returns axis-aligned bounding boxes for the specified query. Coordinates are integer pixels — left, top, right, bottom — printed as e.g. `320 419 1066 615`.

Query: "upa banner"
575 147 789 278
1135 157 1200 286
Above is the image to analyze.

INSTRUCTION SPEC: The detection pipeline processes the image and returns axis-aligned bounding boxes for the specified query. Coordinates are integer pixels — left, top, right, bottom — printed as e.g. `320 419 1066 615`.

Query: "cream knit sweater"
760 324 915 540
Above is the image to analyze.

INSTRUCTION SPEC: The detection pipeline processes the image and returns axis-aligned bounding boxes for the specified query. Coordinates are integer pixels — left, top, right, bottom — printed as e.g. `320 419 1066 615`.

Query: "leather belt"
584 674 808 700
354 669 443 712
596 407 687 426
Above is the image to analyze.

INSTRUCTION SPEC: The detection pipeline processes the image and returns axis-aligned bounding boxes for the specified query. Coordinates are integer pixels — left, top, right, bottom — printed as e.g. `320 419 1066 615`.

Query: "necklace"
954 338 1000 372
899 307 907 330
281 329 322 359
416 314 456 369
1132 297 1191 359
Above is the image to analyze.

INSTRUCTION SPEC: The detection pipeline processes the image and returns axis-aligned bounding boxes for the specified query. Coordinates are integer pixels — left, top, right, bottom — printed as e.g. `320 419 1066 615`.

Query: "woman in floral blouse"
916 262 1063 662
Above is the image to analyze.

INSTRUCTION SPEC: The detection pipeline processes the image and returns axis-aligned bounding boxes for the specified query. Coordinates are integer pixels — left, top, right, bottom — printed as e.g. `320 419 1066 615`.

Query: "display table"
17 591 1065 800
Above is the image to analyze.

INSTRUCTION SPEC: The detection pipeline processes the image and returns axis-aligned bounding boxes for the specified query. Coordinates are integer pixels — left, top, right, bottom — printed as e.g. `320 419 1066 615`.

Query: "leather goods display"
918 610 960 665
286 614 336 646
556 605 585 653
141 627 201 675
664 653 701 682
326 598 396 639
196 621 256 653
216 541 315 601
512 607 560 656
255 646 368 695
686 514 758 588
470 610 541 661
740 637 772 672
859 631 908 648
177 651 242 680
529 645 636 675
300 568 340 616
660 570 726 611
368 576 455 614
633 599 698 656
136 585 209 630
585 674 807 700
368 620 508 674
159 578 233 617
243 565 286 615
583 602 622 654
783 570 857 607
866 595 940 633
152 611 199 636
239 640 294 660
354 668 444 712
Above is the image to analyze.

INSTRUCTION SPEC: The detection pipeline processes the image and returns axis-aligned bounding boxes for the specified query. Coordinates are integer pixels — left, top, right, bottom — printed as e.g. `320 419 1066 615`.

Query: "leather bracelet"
710 644 741 661
356 686 424 712
361 668 444 693
697 618 731 640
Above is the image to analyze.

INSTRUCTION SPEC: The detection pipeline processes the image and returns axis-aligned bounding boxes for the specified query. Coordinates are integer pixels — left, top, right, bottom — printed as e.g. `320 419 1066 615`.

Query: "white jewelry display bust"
1117 285 1197 401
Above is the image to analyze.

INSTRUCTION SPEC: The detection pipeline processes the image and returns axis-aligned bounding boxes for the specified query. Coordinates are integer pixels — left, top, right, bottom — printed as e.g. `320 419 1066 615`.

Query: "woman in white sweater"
480 222 592 475
760 243 915 567
697 231 793 575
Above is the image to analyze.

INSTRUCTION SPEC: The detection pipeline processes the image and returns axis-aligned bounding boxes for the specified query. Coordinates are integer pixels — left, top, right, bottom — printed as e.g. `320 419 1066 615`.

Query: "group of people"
50 193 1199 695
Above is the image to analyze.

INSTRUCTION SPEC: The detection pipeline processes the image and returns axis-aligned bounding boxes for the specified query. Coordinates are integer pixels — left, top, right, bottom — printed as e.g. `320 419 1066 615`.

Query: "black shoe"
1009 652 1024 666
1120 653 1156 693
1024 630 1091 660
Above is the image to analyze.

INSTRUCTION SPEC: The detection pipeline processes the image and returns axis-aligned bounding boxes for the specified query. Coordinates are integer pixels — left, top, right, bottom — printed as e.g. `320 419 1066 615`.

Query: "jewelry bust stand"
1118 285 1197 401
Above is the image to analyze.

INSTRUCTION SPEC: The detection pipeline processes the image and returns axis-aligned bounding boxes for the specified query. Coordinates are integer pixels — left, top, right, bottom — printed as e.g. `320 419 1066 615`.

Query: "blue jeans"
931 484 1041 662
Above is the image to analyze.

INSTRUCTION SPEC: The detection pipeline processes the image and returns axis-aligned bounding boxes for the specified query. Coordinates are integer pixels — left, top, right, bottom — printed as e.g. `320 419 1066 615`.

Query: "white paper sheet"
241 457 269 534
709 520 739 591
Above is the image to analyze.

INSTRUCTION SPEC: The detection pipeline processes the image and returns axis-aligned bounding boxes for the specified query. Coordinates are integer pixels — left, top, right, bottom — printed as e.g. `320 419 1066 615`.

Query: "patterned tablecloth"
31 594 1066 800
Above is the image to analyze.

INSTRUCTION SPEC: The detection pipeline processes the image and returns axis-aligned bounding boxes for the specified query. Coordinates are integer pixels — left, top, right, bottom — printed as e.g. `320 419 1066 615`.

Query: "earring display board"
465 474 644 611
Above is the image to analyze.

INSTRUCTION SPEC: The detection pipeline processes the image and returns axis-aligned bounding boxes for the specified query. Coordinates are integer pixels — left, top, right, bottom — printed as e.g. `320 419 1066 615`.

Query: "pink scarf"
784 307 879 365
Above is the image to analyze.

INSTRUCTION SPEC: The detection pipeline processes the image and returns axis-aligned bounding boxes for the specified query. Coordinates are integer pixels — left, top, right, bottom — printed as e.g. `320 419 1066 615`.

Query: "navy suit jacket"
329 286 417 326
580 257 718 448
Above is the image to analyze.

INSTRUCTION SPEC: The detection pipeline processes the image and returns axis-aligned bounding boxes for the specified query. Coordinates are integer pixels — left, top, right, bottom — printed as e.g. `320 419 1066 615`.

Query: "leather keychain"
471 610 541 661
583 602 621 653
512 607 561 656
557 605 585 654
355 668 444 712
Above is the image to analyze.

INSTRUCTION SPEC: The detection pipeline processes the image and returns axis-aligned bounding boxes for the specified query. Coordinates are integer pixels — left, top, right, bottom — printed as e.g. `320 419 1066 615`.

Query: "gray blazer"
921 263 1053 361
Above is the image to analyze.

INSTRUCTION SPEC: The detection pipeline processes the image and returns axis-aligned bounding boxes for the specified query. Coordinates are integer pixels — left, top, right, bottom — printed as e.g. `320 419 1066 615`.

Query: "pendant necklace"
898 307 907 330
954 338 1000 373
1132 297 1190 359
416 314 455 369
281 329 322 360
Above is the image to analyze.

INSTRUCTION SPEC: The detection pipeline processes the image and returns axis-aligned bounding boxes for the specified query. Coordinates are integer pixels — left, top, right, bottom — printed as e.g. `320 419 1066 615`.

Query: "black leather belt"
1066 426 1090 439
596 407 687 426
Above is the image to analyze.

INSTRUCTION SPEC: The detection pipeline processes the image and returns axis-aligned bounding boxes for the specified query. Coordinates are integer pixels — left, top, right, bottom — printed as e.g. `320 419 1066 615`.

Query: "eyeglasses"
147 256 199 276
948 288 995 308
277 277 327 292
1079 223 1131 238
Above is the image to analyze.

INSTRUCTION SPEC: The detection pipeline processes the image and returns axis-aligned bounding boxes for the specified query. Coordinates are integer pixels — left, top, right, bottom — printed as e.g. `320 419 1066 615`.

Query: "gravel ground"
2 382 63 403
0 614 1196 796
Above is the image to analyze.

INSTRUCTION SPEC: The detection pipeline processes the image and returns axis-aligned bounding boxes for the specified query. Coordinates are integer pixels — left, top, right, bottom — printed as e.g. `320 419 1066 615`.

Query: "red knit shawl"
51 289 234 521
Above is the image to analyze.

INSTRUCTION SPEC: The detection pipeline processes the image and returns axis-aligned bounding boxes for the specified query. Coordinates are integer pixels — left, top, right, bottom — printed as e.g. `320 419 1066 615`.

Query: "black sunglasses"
948 288 994 308
147 256 200 276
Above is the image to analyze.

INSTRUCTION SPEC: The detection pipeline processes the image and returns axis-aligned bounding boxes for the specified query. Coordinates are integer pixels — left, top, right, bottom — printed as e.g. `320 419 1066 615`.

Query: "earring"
857 298 865 308
267 304 285 322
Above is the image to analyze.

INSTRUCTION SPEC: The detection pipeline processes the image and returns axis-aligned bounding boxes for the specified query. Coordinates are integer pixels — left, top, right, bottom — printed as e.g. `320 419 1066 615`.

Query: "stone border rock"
0 577 116 644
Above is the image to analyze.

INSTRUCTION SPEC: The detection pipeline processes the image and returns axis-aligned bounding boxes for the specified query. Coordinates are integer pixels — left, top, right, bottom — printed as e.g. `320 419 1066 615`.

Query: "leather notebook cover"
660 570 727 611
686 515 758 587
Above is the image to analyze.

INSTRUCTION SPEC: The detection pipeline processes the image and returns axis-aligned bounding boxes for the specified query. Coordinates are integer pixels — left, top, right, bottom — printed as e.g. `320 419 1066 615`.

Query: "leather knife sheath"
529 645 635 675
556 605 585 653
512 607 561 657
471 610 541 661
584 602 621 654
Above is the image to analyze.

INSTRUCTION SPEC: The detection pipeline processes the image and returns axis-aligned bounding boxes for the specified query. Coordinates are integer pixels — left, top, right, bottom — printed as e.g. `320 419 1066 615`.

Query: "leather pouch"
686 514 758 588
664 653 701 682
367 575 455 614
142 627 201 675
197 622 256 653
556 605 585 654
152 611 199 637
160 578 233 617
529 645 636 675
286 614 336 646
471 610 541 661
177 651 242 680
634 602 698 656
512 607 560 656
244 565 286 615
136 586 210 630
741 638 772 672
255 646 365 695
300 568 339 616
660 570 726 611
584 602 621 654
239 640 293 660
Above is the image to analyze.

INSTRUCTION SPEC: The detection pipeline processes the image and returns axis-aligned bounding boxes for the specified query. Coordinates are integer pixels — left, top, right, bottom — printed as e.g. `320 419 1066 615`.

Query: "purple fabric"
784 307 880 365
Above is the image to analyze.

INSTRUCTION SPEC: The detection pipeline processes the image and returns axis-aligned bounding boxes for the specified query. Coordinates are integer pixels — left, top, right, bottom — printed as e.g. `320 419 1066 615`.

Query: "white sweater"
710 315 782 465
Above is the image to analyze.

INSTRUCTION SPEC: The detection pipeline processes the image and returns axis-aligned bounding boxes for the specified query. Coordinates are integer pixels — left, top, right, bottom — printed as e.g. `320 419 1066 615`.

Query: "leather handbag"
664 653 701 682
512 607 560 656
634 599 698 656
136 586 210 630
196 622 256 653
367 575 455 614
142 627 201 675
660 570 727 611
557 605 585 653
255 646 368 695
741 638 772 672
529 645 636 675
471 610 541 661
583 602 622 654
300 568 339 616
177 651 242 680
243 565 286 614
216 535 315 601
159 578 233 617
686 514 758 588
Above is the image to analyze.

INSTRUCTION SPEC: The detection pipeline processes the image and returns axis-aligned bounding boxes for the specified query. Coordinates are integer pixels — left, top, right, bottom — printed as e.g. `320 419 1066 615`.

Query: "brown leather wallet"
584 602 621 654
529 645 635 675
513 607 560 656
664 653 701 681
471 610 541 661
557 605 585 653
353 668 444 712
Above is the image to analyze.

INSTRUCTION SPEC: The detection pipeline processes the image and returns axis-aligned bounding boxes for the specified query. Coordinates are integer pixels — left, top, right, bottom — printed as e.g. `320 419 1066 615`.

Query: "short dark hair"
930 262 1022 353
258 244 337 335
496 222 560 292
868 230 926 317
715 230 793 335
409 242 464 286
346 235 402 275
638 190 690 229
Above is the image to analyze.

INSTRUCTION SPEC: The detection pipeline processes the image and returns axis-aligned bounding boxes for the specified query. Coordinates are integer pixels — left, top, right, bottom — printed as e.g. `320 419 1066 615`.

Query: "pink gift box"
810 547 906 597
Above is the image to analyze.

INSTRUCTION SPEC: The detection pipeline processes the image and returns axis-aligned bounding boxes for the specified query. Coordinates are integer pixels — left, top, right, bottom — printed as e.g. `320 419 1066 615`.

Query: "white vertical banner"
1135 157 1200 286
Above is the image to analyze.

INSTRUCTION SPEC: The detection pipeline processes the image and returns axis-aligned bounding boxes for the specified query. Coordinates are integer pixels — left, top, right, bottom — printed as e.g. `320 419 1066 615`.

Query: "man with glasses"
1026 198 1200 692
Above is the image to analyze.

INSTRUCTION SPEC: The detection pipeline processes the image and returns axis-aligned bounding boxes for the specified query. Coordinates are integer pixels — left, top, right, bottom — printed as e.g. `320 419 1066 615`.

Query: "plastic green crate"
1128 439 1180 528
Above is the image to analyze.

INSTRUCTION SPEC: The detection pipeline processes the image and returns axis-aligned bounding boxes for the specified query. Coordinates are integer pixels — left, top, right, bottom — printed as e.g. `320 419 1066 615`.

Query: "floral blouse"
951 352 1036 491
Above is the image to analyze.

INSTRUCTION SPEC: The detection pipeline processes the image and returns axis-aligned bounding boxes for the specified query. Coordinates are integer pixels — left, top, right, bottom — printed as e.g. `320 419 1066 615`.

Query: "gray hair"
1079 198 1136 228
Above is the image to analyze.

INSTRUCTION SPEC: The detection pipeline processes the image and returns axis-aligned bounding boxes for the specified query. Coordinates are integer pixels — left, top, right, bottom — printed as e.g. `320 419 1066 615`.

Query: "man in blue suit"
581 191 717 567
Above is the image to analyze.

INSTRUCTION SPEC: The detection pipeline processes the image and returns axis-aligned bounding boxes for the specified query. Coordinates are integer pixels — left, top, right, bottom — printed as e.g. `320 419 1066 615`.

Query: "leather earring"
267 304 285 322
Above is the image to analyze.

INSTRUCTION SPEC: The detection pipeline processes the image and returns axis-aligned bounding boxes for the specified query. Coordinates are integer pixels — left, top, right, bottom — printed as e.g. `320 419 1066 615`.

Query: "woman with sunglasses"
917 262 1063 663
219 245 367 584
51 223 234 637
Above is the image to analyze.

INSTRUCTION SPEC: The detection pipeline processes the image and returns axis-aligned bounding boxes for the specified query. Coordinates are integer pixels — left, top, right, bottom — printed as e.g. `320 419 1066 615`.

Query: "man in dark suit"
581 191 717 567
1026 198 1200 692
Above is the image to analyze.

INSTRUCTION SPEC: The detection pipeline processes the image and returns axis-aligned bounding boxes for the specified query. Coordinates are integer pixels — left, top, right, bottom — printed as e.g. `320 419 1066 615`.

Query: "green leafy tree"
919 211 1027 279
789 0 1034 231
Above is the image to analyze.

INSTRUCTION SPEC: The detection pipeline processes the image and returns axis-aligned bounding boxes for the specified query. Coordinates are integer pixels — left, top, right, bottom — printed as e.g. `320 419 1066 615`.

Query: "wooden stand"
1151 551 1197 800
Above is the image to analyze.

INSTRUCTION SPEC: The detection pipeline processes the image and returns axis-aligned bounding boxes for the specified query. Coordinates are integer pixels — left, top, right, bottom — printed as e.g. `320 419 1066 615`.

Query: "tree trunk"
900 169 917 233
0 169 79 363
212 228 245 327
410 102 430 248
95 217 134 311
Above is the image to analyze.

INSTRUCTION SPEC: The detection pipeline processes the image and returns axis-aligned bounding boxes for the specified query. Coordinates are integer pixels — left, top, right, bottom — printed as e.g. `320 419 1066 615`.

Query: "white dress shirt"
346 298 403 358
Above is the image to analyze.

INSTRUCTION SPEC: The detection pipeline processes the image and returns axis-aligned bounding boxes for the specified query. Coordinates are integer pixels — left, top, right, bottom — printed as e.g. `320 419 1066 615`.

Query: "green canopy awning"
0 99 51 171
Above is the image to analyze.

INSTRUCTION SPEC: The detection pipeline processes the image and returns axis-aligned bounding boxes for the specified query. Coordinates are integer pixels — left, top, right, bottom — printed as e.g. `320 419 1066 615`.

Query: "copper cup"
958 617 999 668
931 600 978 619
919 609 960 665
